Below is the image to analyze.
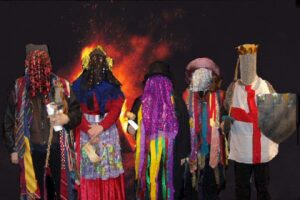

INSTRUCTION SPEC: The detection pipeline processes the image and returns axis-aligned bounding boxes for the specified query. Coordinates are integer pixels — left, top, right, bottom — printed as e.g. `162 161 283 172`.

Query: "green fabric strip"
146 153 151 198
162 137 167 199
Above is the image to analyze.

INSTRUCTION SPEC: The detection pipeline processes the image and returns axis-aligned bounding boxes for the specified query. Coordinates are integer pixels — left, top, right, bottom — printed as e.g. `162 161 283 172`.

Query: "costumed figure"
3 44 82 200
127 61 191 200
72 45 126 200
224 44 278 200
183 58 228 200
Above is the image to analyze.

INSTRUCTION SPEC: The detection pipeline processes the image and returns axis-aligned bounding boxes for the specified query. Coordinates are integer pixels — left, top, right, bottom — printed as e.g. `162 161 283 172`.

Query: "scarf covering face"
189 68 212 92
142 75 178 140
185 57 219 85
239 53 258 85
25 50 52 99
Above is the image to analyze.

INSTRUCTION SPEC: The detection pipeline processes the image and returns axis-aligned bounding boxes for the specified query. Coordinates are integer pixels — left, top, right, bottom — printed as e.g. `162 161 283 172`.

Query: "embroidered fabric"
80 114 124 180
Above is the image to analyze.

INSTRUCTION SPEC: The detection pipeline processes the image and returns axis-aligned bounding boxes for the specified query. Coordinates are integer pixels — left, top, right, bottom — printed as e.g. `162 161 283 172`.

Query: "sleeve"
77 113 90 133
126 97 141 132
3 83 17 154
223 82 235 112
64 88 82 130
99 96 124 131
219 90 228 117
131 97 142 122
174 94 191 159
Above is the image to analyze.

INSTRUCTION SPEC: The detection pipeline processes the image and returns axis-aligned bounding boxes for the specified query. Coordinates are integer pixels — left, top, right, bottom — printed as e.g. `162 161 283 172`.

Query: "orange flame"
64 36 172 150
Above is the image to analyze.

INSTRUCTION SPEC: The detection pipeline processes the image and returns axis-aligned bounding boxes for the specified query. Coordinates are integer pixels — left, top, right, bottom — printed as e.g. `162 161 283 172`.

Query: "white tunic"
229 77 278 164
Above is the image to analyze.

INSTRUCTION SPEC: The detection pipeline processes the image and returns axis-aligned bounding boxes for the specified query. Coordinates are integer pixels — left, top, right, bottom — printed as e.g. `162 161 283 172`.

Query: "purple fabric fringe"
139 75 179 199
141 75 178 140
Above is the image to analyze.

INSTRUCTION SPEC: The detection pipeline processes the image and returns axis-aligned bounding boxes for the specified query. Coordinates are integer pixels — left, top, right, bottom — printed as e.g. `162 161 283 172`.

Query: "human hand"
126 112 136 120
89 137 100 145
49 113 70 126
180 157 188 166
222 115 234 135
10 152 19 164
87 124 104 138
128 125 136 135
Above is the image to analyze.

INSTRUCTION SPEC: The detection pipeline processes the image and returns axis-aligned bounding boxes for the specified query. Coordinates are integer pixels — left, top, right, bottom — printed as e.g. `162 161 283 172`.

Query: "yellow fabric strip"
24 137 38 194
135 105 143 179
150 136 163 200
171 95 174 105
225 138 229 166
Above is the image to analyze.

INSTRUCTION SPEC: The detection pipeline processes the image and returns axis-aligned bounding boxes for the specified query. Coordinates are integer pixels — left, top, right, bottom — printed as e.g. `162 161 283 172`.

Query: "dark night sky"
0 1 300 199
1 1 300 93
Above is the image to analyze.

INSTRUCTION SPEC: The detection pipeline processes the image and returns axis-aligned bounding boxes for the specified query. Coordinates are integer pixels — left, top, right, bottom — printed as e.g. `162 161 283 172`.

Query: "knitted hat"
25 43 49 55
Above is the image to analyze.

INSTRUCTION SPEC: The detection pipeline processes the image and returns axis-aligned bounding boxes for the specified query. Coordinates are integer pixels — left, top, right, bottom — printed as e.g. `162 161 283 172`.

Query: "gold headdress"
82 45 113 70
234 44 259 81
236 44 259 55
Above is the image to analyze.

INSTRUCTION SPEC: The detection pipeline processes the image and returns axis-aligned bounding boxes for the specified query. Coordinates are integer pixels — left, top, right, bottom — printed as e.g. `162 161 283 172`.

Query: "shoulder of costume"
71 76 82 90
51 73 69 83
227 81 237 89
104 81 123 91
258 78 276 93
223 81 236 111
14 76 26 93
15 76 25 84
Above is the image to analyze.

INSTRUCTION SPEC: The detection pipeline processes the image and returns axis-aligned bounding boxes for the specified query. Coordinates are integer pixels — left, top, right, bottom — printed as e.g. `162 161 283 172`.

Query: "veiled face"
90 54 105 68
25 50 52 98
189 68 212 92
239 53 257 85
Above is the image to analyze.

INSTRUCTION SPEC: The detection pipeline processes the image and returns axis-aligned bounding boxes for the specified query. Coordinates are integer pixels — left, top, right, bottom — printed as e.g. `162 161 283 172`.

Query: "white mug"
46 102 63 131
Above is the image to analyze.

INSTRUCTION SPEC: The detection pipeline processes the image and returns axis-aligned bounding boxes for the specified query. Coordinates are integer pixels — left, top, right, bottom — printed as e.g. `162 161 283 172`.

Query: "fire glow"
66 36 172 149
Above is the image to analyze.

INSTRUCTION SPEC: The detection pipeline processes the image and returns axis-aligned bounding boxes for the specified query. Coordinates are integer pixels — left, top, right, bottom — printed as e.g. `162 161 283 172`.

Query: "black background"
0 1 300 199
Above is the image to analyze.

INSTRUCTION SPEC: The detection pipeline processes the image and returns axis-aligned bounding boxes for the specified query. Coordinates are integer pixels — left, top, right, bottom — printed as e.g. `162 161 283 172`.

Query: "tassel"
149 137 163 200
24 137 38 194
201 102 209 156
195 92 201 134
167 139 175 200
146 154 151 198
192 172 197 189
214 167 220 186
135 106 143 179
161 138 167 200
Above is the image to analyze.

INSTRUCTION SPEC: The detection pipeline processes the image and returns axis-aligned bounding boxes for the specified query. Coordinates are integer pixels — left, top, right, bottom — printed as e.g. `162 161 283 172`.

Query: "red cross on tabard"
230 85 261 164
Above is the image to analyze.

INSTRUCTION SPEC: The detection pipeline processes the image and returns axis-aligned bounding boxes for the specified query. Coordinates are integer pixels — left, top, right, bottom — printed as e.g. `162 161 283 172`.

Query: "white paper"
128 120 138 130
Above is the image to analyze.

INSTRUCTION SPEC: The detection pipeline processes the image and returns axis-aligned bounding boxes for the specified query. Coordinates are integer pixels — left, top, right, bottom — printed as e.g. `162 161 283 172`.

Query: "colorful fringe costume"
135 75 179 200
6 74 79 200
183 89 228 195
184 57 228 199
